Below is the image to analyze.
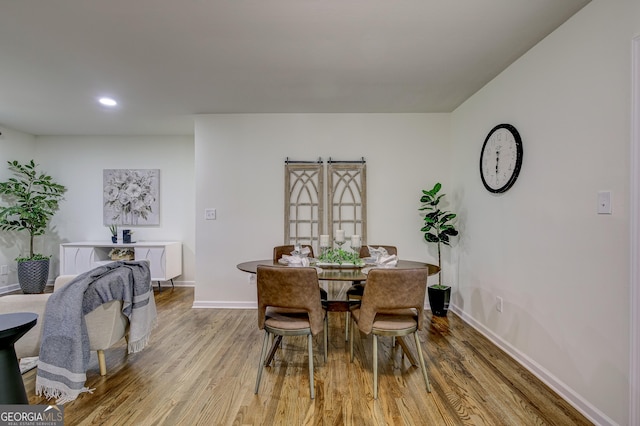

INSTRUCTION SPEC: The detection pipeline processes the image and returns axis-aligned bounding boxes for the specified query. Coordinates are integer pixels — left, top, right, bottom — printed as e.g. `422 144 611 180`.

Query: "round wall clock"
479 123 523 193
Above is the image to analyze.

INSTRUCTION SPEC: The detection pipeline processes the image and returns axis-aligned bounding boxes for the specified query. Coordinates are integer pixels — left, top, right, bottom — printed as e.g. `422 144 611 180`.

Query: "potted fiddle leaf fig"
420 182 459 316
0 160 67 293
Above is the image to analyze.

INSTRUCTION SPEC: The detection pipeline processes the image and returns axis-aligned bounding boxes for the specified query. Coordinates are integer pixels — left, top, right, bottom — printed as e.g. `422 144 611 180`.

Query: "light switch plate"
597 191 612 214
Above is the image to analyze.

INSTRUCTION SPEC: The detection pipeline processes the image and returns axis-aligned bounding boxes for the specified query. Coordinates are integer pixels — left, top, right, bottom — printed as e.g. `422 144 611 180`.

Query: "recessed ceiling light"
98 97 118 107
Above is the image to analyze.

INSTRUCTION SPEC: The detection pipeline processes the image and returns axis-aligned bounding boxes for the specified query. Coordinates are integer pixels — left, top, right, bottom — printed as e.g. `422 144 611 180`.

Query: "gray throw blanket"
35 261 157 403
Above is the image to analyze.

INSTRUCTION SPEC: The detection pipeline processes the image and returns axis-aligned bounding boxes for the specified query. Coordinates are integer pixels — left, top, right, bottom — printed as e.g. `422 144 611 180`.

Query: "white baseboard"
154 280 195 288
192 300 257 309
0 283 21 295
1 280 194 295
449 304 615 426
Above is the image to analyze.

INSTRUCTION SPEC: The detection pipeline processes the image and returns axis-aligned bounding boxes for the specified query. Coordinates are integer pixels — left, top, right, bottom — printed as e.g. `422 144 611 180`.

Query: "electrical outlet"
496 296 503 313
205 208 216 220
248 274 256 285
0 265 7 275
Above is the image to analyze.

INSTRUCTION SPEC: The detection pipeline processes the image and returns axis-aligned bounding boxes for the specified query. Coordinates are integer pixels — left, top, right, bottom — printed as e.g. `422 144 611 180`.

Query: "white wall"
0 126 37 290
451 1 639 424
193 113 451 306
31 136 196 285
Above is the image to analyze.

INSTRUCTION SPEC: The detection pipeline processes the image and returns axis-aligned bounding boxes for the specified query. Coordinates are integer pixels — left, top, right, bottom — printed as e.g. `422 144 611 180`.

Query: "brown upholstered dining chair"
358 245 398 259
344 245 398 340
255 265 328 399
273 244 315 261
348 268 431 399
273 245 328 300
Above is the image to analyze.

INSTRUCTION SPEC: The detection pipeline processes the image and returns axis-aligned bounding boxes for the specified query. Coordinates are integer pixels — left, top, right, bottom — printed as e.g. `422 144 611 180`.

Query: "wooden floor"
19 287 592 425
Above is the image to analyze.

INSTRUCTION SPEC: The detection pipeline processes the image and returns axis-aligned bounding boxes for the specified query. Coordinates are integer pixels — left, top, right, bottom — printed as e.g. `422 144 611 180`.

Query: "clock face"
480 124 523 193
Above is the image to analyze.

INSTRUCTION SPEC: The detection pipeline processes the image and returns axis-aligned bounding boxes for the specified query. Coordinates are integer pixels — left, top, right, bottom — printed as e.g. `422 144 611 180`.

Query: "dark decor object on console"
109 224 118 243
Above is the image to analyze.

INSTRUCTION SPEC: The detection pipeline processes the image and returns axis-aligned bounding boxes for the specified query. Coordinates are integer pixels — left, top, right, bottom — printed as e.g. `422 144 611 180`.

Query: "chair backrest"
358 268 429 334
256 265 324 335
273 245 315 260
359 245 397 258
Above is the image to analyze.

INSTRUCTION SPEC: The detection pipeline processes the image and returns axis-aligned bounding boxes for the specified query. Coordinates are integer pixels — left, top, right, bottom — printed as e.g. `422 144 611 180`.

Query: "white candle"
351 234 361 247
335 229 345 242
320 234 330 247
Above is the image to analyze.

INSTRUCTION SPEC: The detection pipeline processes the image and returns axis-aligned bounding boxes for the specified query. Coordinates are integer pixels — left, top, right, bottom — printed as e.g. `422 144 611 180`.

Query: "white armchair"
0 275 128 376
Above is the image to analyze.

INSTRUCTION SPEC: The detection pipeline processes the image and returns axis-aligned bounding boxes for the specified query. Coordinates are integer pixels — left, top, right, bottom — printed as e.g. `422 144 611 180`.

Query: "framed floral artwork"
103 169 160 226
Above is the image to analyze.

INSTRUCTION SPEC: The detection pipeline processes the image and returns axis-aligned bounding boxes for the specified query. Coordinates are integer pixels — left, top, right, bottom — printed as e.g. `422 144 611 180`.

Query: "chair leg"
324 315 328 362
255 331 270 394
307 334 315 399
373 334 378 399
396 336 418 366
97 350 107 376
414 332 431 393
345 311 350 341
264 335 282 366
350 317 355 362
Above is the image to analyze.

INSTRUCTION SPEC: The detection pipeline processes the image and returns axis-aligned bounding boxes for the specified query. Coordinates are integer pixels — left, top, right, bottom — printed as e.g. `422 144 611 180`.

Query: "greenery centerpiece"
419 182 459 315
317 248 364 266
0 160 67 293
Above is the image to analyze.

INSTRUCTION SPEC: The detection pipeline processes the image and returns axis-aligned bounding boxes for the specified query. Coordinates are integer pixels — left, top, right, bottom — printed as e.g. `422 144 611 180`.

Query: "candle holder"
319 234 331 256
319 244 330 257
334 230 345 249
350 234 361 254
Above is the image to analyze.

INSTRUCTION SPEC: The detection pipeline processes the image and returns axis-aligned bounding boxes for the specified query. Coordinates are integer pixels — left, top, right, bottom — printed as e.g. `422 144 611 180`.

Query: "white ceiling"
0 0 590 136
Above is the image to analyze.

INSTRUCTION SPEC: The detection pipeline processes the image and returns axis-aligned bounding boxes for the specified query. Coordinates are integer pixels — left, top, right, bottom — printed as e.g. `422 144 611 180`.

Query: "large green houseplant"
420 182 459 316
0 160 67 293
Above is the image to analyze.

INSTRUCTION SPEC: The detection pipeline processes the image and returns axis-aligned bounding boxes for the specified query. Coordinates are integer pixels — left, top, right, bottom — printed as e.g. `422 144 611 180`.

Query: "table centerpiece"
316 248 364 268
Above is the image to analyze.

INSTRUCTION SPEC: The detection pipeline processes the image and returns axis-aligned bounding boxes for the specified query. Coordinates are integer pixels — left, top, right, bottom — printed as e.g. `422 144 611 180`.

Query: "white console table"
60 241 182 290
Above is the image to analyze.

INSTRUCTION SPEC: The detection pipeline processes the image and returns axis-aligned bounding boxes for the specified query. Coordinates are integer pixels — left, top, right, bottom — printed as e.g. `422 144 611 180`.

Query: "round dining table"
236 259 440 312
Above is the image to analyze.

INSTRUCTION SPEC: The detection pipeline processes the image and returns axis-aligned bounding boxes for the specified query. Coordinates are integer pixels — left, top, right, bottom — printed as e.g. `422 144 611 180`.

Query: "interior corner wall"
193 113 451 307
450 1 638 424
0 126 37 291
32 136 196 285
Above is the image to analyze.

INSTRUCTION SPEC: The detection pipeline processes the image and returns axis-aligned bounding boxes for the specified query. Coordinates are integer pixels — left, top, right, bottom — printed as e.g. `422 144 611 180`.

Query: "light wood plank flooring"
19 287 592 425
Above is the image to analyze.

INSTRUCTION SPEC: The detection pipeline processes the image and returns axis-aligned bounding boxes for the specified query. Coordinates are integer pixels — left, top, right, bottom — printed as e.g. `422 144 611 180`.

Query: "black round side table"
0 312 38 404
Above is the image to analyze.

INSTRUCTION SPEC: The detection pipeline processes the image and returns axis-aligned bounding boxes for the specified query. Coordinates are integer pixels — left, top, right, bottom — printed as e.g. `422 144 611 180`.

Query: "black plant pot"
17 259 50 294
428 285 451 317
